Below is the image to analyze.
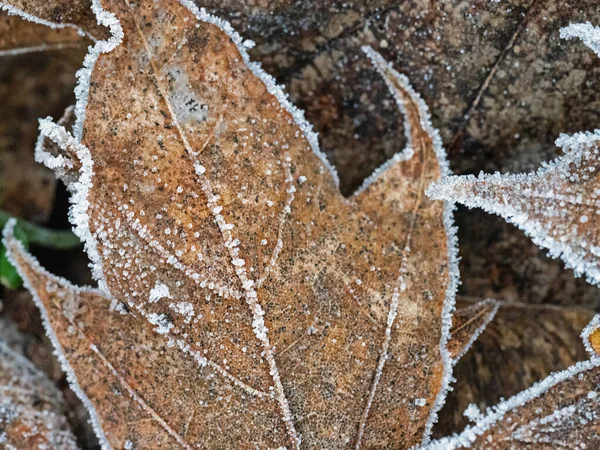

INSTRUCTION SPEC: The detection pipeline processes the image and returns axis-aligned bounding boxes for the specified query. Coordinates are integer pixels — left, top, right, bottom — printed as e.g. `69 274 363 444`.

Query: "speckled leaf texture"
1 0 461 448
0 336 79 449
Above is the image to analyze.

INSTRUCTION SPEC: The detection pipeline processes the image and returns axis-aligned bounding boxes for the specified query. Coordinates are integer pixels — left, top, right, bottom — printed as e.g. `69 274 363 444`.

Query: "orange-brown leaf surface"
2 0 459 448
0 335 79 449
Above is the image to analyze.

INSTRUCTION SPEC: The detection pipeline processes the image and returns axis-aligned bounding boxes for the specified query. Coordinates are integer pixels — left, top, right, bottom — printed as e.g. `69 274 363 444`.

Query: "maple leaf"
427 23 600 286
0 334 79 449
0 0 469 448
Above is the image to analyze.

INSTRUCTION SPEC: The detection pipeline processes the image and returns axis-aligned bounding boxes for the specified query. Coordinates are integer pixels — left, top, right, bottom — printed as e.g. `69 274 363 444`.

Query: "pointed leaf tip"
448 299 499 361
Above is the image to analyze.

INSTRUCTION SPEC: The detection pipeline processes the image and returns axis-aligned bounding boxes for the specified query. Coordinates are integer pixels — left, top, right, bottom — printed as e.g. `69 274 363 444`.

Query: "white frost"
148 281 171 303
560 22 600 57
177 0 338 187
2 219 112 450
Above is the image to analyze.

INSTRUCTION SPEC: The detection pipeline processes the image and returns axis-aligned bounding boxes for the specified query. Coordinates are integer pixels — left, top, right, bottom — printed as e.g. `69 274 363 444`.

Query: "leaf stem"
0 211 80 250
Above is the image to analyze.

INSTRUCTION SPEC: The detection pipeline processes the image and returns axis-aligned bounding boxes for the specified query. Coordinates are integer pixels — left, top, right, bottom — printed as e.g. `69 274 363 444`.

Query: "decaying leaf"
2 0 461 448
428 23 600 286
423 315 600 449
0 335 78 449
434 299 594 438
0 5 88 222
446 299 498 361
0 9 84 56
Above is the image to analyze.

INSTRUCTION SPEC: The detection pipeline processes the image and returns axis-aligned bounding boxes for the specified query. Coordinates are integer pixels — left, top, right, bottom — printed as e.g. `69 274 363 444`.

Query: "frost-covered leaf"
447 299 498 361
0 220 28 289
0 9 85 56
427 23 600 287
423 315 600 450
177 1 600 308
2 0 460 448
428 129 600 285
434 299 594 438
0 335 79 449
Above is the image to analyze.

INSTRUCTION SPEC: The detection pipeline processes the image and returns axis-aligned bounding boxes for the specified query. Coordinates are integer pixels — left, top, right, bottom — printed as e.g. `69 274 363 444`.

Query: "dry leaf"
435 299 594 437
2 0 460 448
0 7 88 222
428 23 600 287
216 0 600 309
429 128 600 285
0 335 79 449
446 299 498 361
0 9 84 56
424 315 600 449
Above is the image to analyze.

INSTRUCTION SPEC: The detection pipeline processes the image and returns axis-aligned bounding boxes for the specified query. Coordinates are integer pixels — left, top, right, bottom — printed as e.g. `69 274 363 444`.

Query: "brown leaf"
198 1 600 308
0 10 88 222
447 299 498 361
0 335 79 449
0 10 84 55
4 0 458 449
424 314 600 449
434 299 593 438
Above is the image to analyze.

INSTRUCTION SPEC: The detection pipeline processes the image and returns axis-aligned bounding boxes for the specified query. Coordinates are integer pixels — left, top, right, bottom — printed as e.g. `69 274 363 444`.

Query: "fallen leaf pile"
1 0 600 449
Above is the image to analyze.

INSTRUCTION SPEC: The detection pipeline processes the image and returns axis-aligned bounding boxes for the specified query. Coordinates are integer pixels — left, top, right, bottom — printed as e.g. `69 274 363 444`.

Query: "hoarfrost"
428 129 600 286
148 281 171 303
560 22 600 57
169 301 195 323
2 219 112 450
178 0 338 187
422 354 600 450
9 0 463 447
355 46 459 446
